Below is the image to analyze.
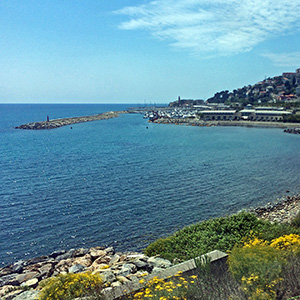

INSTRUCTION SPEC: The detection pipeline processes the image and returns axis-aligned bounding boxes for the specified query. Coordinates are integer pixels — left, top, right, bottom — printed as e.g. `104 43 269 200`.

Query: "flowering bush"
228 234 300 300
131 272 194 300
37 272 103 300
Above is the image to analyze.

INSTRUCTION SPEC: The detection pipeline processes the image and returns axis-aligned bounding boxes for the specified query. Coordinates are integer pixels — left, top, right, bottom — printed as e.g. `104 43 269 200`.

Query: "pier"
16 111 127 130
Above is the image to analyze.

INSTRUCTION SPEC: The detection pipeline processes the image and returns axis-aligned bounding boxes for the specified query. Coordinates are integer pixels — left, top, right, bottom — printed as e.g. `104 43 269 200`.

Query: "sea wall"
151 117 300 129
15 111 127 130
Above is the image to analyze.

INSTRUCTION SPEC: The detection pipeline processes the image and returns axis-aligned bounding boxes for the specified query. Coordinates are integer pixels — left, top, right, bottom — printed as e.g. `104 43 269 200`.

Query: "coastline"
1 193 300 299
151 117 300 129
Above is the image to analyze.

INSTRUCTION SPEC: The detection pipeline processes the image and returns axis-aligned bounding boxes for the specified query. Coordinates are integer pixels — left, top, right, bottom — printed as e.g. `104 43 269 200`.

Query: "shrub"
144 212 268 261
130 273 190 299
291 211 300 228
228 235 300 300
37 272 103 300
228 239 285 299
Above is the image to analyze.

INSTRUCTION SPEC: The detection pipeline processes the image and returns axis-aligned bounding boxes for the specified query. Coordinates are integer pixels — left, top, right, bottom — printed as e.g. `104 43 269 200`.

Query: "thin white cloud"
261 52 300 67
115 0 300 58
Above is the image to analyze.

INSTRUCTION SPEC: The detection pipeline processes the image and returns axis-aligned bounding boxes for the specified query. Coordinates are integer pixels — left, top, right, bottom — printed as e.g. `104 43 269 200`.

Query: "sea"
1 104 300 266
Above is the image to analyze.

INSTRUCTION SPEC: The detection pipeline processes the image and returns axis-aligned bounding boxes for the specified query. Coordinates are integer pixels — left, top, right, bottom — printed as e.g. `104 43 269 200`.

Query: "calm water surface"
0 104 299 266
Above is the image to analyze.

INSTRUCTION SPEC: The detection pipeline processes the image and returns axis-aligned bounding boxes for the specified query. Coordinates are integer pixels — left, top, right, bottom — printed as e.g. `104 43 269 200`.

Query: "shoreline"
151 117 300 129
1 193 300 299
15 111 127 130
1 193 299 268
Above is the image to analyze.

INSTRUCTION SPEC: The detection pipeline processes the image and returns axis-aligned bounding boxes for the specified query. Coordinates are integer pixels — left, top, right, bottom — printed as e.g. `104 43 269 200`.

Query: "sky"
1 0 300 104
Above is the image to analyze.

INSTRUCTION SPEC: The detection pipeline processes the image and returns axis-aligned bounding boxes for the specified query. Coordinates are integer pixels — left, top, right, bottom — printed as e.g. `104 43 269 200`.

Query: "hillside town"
141 68 300 125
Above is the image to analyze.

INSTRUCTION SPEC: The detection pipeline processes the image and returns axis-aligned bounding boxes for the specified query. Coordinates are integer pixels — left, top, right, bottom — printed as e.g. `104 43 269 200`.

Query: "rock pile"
0 246 172 300
251 194 300 223
284 128 300 134
15 111 126 130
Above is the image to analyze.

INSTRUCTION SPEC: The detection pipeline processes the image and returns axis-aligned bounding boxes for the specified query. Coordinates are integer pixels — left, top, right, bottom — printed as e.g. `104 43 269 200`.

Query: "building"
199 110 237 121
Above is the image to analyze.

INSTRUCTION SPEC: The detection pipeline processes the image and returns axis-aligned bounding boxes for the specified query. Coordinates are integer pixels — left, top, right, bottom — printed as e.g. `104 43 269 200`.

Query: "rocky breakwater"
15 111 126 130
0 246 173 300
284 128 300 134
152 118 206 126
251 194 300 223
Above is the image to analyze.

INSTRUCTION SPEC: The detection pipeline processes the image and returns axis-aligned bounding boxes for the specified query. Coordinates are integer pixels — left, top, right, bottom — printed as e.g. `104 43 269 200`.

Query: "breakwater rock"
15 111 127 130
0 246 173 300
251 194 300 223
284 128 300 134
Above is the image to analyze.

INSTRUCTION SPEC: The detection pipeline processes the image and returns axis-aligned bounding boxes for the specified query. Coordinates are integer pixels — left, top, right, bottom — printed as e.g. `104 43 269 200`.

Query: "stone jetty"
15 111 126 130
284 128 300 134
0 246 173 300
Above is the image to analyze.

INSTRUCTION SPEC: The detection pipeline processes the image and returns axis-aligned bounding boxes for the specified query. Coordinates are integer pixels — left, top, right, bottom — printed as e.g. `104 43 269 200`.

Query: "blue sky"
1 0 300 104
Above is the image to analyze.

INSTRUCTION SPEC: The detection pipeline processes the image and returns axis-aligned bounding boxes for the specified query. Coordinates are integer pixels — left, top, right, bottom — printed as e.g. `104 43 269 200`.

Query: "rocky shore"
151 117 300 129
15 111 127 130
0 246 173 300
2 194 300 300
251 194 300 223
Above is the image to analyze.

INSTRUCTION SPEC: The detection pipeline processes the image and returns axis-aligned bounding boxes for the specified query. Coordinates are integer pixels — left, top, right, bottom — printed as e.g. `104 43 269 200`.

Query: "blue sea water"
0 104 300 266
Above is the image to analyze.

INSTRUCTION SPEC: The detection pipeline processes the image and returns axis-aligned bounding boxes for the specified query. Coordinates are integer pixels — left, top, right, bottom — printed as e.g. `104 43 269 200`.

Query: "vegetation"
36 211 300 299
144 212 300 262
37 272 103 300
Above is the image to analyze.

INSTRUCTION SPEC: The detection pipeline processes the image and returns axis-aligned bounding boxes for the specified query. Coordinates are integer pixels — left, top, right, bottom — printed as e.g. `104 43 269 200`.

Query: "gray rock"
16 272 39 284
20 278 39 288
132 259 148 269
0 274 19 287
116 263 137 277
100 271 116 284
49 250 66 259
148 257 172 269
55 249 77 261
68 264 86 274
152 267 165 273
12 261 25 273
0 267 14 277
104 247 115 255
38 263 54 278
25 256 49 266
111 281 122 287
109 254 120 266
12 290 40 300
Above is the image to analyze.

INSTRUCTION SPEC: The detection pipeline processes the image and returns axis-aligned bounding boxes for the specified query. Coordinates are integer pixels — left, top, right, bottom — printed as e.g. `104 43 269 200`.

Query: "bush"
228 235 300 300
291 211 300 228
37 272 103 300
228 239 285 299
144 212 268 261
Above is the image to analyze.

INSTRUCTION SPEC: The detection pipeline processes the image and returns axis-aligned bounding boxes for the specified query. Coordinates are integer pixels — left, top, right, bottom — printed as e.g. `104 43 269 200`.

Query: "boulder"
68 264 86 274
109 254 120 266
116 263 137 277
104 247 115 255
21 278 39 288
0 285 15 297
0 274 19 287
89 248 107 260
16 272 39 284
11 290 40 300
132 259 148 270
147 257 172 269
12 261 25 273
92 255 110 267
73 254 92 267
25 256 49 266
99 271 116 284
0 267 14 277
49 249 66 259
54 258 75 273
38 263 55 278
